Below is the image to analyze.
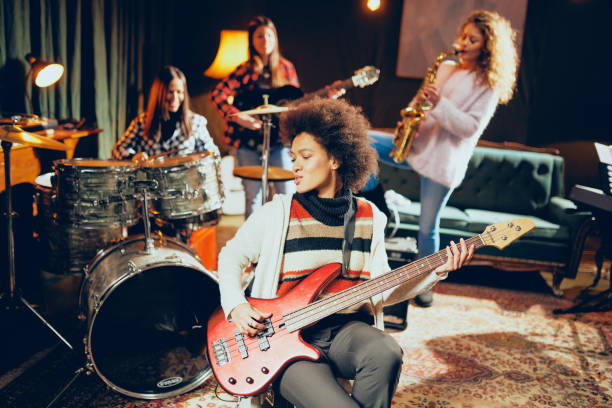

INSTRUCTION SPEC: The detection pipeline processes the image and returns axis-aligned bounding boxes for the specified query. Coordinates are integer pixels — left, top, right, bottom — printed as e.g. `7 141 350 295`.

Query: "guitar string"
218 230 499 355
218 231 494 356
282 236 485 329
286 222 524 329
217 224 519 356
218 235 479 355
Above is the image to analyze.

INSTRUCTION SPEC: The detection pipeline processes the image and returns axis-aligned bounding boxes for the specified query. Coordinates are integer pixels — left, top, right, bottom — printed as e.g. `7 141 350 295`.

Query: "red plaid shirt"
210 58 299 148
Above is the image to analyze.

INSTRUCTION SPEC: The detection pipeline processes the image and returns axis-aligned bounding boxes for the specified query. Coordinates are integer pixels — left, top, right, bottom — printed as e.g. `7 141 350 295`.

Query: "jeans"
235 144 296 218
364 130 453 258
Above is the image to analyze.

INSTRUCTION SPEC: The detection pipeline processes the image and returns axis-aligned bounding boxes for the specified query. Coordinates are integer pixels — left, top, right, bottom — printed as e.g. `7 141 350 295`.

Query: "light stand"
0 139 73 350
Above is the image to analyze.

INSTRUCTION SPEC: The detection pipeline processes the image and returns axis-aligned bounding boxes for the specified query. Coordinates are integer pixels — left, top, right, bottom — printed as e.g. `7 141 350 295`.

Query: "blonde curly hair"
459 10 518 104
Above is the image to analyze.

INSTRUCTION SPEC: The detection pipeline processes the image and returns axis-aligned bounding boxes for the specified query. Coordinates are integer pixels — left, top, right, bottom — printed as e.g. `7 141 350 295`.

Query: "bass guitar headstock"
351 66 380 88
479 218 535 250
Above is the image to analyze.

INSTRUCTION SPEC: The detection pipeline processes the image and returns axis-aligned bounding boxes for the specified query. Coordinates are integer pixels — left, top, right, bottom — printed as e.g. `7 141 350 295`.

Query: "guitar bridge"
211 337 231 366
256 318 275 351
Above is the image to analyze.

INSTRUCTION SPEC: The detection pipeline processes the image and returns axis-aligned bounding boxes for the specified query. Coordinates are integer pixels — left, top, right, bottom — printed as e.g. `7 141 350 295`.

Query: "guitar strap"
342 191 356 275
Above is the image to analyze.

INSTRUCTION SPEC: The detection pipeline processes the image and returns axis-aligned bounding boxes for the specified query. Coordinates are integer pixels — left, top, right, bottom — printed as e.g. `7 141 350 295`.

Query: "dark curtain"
0 0 174 158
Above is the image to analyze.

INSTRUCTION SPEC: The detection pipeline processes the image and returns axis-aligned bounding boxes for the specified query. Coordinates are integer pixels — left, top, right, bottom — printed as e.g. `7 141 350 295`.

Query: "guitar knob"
246 377 254 384
229 377 236 385
261 367 269 374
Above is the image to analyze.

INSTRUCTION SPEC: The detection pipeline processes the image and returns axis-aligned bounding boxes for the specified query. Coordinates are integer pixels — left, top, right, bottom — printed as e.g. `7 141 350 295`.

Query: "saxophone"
389 49 458 163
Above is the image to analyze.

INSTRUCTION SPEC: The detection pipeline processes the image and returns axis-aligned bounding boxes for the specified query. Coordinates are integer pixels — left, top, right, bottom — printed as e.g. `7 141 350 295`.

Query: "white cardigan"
406 61 499 188
218 194 446 330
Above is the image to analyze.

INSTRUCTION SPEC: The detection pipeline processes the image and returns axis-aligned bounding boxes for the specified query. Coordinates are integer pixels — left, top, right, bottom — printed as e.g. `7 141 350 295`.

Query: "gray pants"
278 318 403 408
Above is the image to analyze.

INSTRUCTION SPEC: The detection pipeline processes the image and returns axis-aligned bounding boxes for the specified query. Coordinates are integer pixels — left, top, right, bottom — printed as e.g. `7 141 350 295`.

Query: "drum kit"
2 100 290 405
1 123 225 404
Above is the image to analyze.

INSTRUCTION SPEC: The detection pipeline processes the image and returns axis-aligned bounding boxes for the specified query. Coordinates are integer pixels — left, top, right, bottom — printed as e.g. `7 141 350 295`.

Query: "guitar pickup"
256 318 274 351
211 337 231 366
234 330 249 359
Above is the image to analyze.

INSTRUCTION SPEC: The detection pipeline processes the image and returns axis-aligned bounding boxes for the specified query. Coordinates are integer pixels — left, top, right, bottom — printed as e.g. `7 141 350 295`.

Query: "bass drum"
79 236 219 399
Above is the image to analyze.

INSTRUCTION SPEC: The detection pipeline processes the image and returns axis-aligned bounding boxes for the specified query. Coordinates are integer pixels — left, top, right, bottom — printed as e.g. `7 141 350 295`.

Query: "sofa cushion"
463 208 570 241
389 200 469 229
450 147 563 214
378 147 565 216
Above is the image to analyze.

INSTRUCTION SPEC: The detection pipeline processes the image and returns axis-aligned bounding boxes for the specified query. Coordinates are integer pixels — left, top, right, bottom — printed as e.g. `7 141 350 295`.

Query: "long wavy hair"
247 16 288 87
143 65 192 141
459 10 518 104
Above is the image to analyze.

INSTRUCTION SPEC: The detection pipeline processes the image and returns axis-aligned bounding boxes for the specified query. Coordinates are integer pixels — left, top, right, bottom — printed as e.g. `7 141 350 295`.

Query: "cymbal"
230 104 291 116
0 124 68 151
233 165 294 181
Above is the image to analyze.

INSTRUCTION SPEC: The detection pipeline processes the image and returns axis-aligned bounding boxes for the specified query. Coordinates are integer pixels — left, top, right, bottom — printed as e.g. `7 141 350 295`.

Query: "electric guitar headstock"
351 66 380 88
479 218 536 249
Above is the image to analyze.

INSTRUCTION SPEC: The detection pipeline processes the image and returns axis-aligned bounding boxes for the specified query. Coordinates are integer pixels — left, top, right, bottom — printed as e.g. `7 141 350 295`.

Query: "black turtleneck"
293 189 355 226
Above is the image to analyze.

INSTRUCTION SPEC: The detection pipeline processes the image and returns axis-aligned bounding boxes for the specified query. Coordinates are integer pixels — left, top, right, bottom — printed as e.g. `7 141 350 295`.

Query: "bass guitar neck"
229 66 380 143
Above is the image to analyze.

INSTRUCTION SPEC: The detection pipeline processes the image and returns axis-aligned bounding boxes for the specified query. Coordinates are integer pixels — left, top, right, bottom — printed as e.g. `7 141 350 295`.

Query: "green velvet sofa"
378 143 592 294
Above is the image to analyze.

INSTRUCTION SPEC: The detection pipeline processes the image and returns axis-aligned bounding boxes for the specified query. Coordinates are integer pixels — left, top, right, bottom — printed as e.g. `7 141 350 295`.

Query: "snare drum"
142 152 223 220
34 172 127 275
54 158 139 228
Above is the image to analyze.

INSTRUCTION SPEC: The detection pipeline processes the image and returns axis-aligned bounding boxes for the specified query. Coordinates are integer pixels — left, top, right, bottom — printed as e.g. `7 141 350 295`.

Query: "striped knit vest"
278 194 373 302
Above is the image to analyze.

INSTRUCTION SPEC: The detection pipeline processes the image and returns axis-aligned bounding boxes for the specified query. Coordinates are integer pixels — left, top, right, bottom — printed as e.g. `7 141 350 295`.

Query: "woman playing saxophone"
359 10 519 307
389 48 459 163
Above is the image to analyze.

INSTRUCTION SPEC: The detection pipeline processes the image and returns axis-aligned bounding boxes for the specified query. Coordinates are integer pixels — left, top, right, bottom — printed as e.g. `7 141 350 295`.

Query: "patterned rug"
2 282 610 407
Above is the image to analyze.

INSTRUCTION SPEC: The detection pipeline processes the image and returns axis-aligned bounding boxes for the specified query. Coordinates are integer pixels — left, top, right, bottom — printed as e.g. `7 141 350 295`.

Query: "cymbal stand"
260 94 272 204
46 366 87 408
0 140 73 350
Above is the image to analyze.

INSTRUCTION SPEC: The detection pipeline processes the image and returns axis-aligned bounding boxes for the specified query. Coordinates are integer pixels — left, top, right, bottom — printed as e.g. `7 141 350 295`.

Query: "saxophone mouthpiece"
451 45 464 55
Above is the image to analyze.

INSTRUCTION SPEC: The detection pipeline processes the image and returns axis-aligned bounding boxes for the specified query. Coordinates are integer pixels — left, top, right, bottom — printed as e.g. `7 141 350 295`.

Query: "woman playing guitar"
210 16 300 218
216 98 474 407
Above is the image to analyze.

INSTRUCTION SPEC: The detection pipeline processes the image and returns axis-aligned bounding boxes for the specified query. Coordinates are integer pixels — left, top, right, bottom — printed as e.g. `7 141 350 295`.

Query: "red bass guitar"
206 218 535 397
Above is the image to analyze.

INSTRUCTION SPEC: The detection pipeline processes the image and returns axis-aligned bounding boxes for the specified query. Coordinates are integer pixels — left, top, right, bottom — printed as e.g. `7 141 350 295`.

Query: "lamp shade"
204 30 249 79
25 54 64 87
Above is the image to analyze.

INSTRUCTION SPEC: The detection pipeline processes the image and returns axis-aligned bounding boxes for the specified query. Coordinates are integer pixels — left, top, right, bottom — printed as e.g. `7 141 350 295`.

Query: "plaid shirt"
209 58 299 149
111 111 220 160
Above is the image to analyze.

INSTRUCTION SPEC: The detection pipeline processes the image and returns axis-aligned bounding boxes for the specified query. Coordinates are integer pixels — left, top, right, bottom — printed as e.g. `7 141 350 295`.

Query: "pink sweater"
406 61 498 188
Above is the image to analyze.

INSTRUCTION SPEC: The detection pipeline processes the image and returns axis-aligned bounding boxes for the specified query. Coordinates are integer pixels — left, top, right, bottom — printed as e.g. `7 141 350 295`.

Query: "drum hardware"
0 124 74 351
231 96 293 204
133 179 159 253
